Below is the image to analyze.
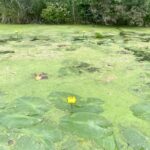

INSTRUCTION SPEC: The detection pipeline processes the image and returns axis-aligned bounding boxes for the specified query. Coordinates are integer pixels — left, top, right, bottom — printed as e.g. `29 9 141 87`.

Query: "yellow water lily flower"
67 96 77 104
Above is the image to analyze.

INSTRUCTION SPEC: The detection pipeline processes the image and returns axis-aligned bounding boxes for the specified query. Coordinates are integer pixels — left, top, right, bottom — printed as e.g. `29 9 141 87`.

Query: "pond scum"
0 25 150 150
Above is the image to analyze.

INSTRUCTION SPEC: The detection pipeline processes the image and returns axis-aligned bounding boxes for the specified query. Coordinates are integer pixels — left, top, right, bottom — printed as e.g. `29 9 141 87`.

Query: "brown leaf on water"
8 139 15 146
34 72 48 80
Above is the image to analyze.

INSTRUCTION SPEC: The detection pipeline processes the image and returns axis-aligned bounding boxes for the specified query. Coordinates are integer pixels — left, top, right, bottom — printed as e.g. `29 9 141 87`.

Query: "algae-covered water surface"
0 25 150 150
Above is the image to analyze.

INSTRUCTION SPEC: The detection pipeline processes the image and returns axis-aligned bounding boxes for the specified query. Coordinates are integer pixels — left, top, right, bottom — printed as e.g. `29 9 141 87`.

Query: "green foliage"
130 101 150 121
41 2 71 24
121 127 150 150
0 0 150 26
0 0 45 23
0 25 150 149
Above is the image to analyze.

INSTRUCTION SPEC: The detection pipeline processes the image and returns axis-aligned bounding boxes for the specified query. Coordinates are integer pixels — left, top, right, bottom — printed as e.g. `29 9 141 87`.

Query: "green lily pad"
48 91 82 111
96 135 118 150
121 127 150 150
61 136 98 150
130 101 150 121
7 97 51 116
13 135 52 150
73 97 104 113
61 139 80 150
60 112 118 150
0 97 50 129
49 92 103 113
60 112 112 139
29 121 62 143
0 126 54 150
0 114 42 128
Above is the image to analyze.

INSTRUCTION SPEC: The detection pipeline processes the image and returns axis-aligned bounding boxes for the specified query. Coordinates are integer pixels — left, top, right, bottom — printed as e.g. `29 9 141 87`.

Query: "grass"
0 24 150 150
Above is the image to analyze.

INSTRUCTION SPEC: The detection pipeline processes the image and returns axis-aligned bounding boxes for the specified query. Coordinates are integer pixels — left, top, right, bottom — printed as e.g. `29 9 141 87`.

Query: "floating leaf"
13 135 52 150
49 92 103 113
29 121 62 143
121 127 150 150
7 97 51 116
60 112 112 138
0 114 41 128
130 101 150 121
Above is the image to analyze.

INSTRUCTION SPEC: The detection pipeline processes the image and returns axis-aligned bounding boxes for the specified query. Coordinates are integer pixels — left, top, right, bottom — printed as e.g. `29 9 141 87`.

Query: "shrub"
127 6 147 26
41 3 71 24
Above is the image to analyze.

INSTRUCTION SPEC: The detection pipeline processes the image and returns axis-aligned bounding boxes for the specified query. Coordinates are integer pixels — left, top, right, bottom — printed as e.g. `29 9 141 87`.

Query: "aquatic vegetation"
121 127 150 150
58 61 100 76
130 101 150 121
0 51 15 55
0 25 149 149
125 47 150 62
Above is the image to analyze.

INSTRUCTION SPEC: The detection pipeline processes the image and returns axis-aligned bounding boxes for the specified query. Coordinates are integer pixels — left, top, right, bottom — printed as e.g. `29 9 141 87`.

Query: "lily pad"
130 101 150 121
48 92 82 111
61 136 98 150
61 138 80 150
73 97 104 113
60 112 117 150
29 121 62 143
0 114 42 128
13 135 52 150
0 124 57 150
7 97 51 116
60 112 112 138
121 127 150 150
0 97 50 129
49 92 103 113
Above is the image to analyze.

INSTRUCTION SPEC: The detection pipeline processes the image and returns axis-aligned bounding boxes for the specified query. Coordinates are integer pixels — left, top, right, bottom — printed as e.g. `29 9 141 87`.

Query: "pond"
0 25 149 150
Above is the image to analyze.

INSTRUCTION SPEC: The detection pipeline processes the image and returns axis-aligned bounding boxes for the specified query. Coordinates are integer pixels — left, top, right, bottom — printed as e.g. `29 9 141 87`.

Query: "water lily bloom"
67 96 77 104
